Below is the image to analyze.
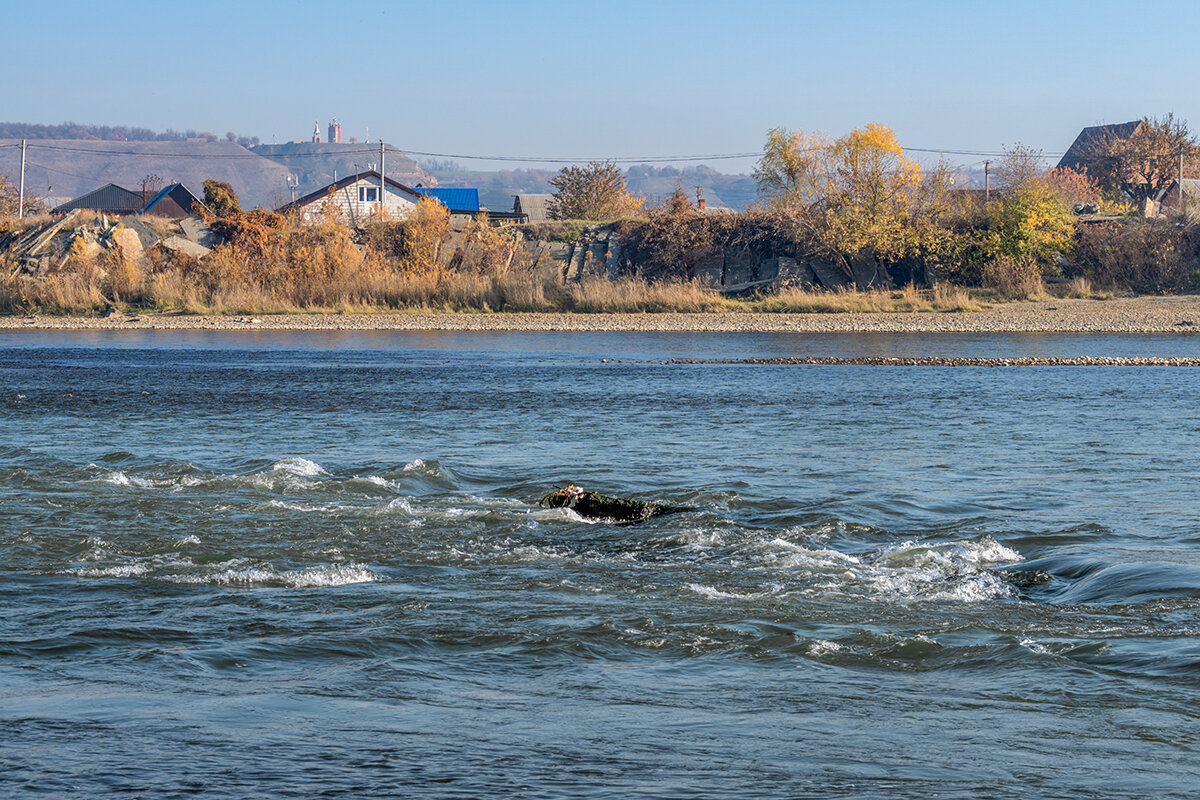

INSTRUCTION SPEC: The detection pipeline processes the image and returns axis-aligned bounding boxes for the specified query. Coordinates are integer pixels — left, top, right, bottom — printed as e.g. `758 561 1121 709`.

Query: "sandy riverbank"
4 297 1200 333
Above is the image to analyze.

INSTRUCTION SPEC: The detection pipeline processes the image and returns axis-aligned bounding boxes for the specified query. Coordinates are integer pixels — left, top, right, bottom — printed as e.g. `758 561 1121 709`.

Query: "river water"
2 330 1199 798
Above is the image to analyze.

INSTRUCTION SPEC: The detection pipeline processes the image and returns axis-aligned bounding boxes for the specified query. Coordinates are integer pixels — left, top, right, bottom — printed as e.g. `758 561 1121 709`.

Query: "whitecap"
958 536 1024 565
176 562 379 588
377 496 414 515
263 499 357 514
64 562 152 578
807 639 844 656
686 583 762 600
270 457 328 477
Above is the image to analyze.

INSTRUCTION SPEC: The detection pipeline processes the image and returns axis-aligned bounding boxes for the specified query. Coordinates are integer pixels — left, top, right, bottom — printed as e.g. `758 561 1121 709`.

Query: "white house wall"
297 176 418 223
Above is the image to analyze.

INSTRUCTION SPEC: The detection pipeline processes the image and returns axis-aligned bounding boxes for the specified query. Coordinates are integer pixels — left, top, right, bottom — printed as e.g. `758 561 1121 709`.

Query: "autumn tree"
203 179 243 217
0 173 46 217
980 180 1074 270
1082 113 1199 202
754 123 957 266
548 161 645 221
993 143 1045 194
138 173 163 207
753 127 832 207
1043 166 1101 209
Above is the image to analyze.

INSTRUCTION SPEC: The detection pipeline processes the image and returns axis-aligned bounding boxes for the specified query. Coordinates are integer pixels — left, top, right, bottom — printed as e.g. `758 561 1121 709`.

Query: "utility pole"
984 160 990 202
18 139 26 218
380 140 386 212
1180 147 1186 212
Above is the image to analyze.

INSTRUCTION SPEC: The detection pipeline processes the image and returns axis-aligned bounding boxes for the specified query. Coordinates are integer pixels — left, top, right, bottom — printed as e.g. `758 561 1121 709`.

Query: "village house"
52 183 147 216
276 170 427 223
140 183 208 218
512 193 551 222
279 172 525 225
1056 120 1142 172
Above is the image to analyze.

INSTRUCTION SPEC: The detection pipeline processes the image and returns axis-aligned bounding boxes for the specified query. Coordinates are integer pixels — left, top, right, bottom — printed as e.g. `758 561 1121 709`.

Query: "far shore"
4 296 1200 334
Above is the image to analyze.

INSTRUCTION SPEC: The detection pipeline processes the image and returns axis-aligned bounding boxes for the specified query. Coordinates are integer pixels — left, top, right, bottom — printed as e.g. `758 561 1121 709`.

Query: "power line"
398 148 764 164
26 160 98 181
8 140 1067 165
26 143 384 159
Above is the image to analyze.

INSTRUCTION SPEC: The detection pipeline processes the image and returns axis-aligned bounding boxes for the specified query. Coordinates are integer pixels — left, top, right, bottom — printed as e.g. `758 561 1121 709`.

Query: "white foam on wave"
686 583 767 600
1020 638 1052 654
90 466 206 491
64 562 152 578
807 639 844 657
354 475 401 492
382 497 414 514
264 499 359 515
176 562 379 588
739 532 1022 604
270 457 329 477
401 458 445 476
659 528 726 551
529 507 600 525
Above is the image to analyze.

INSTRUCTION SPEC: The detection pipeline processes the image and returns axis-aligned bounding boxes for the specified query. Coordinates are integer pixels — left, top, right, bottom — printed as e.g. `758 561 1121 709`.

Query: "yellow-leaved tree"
755 123 957 271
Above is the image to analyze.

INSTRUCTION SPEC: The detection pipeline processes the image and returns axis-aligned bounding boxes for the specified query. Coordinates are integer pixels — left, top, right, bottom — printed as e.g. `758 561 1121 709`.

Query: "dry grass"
1 209 991 315
1051 276 1113 300
756 283 982 313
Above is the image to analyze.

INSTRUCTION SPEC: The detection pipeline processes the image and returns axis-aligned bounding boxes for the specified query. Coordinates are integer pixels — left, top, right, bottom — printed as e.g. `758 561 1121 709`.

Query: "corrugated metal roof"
513 193 552 222
53 183 144 214
413 186 480 212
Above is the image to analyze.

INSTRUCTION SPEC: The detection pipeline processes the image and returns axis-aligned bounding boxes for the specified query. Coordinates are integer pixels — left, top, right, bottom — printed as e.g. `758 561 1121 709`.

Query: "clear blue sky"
6 0 1199 170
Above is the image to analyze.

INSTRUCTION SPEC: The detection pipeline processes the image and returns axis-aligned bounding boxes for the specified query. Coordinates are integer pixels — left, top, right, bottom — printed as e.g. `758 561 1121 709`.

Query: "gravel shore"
5 296 1200 333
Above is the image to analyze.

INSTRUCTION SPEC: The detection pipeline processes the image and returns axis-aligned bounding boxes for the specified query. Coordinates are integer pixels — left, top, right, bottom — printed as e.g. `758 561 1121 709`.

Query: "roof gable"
278 170 425 212
53 183 144 214
1057 120 1142 171
141 183 208 218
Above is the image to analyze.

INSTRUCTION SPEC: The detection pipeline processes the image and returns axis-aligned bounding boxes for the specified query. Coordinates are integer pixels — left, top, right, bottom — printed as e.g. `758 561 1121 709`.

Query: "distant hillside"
423 162 759 211
0 140 296 210
0 139 434 211
0 121 259 146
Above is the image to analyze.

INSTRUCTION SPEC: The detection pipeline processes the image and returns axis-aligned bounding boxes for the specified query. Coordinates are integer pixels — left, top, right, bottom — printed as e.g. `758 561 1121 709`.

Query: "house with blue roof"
140 183 209 219
411 186 480 213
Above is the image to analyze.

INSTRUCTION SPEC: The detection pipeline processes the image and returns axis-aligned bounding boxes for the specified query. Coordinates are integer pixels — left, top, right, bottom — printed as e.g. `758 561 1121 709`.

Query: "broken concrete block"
158 236 211 259
180 215 220 247
809 260 852 290
110 227 144 262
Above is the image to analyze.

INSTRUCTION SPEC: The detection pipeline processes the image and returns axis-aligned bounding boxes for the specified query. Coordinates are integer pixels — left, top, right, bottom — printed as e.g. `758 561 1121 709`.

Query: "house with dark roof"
1056 120 1142 172
141 183 209 218
276 170 427 223
52 183 145 216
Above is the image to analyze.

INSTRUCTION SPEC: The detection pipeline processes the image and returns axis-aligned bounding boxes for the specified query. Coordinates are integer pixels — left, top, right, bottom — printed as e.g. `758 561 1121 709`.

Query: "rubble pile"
1 210 221 276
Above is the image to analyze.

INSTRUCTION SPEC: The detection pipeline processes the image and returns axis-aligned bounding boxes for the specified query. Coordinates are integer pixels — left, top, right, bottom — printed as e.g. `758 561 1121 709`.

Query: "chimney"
698 197 706 210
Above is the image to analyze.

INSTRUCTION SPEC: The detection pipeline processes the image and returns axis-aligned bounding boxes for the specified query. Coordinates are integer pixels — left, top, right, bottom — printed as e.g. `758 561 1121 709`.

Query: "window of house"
359 186 379 203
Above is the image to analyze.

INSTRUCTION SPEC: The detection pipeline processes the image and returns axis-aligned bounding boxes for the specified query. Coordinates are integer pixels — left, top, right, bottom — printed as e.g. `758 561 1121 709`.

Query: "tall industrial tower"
328 118 342 144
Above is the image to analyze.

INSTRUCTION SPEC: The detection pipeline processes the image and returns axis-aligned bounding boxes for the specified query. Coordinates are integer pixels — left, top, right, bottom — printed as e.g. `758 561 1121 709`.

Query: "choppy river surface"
3 330 1200 798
